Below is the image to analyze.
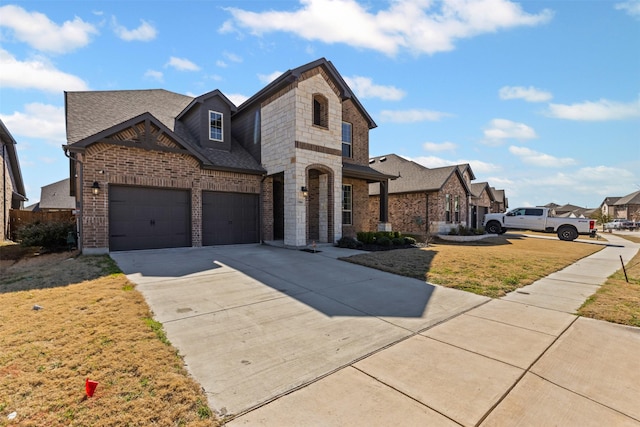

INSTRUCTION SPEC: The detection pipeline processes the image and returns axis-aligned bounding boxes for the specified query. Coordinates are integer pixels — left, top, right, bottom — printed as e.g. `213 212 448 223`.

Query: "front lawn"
0 246 218 426
342 235 603 298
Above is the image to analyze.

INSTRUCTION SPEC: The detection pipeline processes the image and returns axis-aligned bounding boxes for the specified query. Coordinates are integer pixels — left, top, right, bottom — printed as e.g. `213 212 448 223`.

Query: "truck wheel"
558 226 578 241
486 221 502 234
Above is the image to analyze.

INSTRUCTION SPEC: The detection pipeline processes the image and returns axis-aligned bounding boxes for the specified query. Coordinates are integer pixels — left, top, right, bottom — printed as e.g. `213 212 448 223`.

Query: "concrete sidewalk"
112 234 640 426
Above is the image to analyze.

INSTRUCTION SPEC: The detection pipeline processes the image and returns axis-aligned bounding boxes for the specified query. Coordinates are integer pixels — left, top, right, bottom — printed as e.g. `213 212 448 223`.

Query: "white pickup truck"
483 207 597 241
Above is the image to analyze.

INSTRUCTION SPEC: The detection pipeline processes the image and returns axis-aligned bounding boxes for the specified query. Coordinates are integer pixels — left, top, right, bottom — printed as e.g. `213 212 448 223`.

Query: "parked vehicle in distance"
483 207 597 241
603 218 637 231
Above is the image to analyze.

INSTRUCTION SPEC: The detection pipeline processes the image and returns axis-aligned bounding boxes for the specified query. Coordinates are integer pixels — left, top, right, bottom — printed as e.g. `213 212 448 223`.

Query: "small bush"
403 236 417 245
357 231 376 244
391 237 404 246
16 220 76 251
377 236 391 247
337 236 360 249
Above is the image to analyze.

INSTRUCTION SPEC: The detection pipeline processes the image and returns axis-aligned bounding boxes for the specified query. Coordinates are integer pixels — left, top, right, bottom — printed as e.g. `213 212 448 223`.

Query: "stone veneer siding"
78 138 260 252
261 72 343 246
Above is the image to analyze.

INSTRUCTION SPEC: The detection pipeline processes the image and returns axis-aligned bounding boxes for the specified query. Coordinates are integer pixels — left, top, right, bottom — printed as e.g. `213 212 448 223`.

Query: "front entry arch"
305 165 334 243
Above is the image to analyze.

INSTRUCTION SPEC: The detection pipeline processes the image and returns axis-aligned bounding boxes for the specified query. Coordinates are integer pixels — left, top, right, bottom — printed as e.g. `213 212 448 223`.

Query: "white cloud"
0 5 98 54
220 0 553 56
258 71 284 84
0 48 88 92
423 141 457 152
499 85 552 102
509 146 576 167
483 118 537 145
615 1 640 19
546 98 640 121
112 18 157 41
166 56 201 71
144 69 163 82
379 109 452 123
227 93 250 106
343 76 405 100
0 103 66 144
223 51 243 63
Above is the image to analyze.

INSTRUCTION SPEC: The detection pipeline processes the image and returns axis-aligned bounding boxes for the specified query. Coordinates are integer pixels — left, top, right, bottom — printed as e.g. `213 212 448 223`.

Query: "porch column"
379 179 389 222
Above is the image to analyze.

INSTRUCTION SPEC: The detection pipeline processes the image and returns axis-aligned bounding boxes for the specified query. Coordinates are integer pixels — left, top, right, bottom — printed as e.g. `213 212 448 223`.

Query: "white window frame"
209 110 223 142
342 184 353 226
342 122 352 158
445 194 451 223
454 195 460 223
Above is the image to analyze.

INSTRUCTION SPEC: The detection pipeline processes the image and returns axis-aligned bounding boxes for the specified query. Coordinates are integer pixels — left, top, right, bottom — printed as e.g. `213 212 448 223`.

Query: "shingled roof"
470 182 494 200
65 89 264 174
615 190 640 205
368 154 470 195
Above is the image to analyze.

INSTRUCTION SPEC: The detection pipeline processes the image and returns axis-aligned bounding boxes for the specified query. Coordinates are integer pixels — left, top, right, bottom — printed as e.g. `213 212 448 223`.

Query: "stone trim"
295 140 341 156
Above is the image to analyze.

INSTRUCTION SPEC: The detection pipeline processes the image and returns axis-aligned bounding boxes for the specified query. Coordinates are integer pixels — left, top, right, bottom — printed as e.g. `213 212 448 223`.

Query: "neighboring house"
490 187 508 213
613 191 640 222
469 182 495 229
64 58 392 254
1 120 27 240
26 178 75 212
368 154 470 235
600 197 621 218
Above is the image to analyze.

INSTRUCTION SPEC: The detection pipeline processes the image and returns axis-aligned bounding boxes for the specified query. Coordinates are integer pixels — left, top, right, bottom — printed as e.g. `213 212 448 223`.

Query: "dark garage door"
109 186 191 251
202 191 259 245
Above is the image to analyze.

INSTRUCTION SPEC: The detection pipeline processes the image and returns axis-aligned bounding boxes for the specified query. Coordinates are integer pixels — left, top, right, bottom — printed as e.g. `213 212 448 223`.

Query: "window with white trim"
209 110 223 141
342 122 352 157
342 184 352 225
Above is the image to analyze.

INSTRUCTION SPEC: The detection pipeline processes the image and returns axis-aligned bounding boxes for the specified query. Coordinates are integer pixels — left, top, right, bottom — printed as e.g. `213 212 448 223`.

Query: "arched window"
312 94 328 128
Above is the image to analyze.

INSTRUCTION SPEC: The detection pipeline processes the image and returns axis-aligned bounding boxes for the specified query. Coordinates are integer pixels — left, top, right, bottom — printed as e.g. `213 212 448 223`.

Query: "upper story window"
342 122 352 158
209 110 223 141
313 94 328 129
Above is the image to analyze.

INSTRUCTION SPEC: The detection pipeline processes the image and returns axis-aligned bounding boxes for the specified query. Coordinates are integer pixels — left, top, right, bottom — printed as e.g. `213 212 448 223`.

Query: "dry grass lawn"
578 235 640 327
343 235 603 298
0 244 218 426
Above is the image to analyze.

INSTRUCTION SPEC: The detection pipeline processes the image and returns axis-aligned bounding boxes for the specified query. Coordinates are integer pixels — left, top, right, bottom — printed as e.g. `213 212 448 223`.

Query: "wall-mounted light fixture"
301 186 308 198
91 181 100 195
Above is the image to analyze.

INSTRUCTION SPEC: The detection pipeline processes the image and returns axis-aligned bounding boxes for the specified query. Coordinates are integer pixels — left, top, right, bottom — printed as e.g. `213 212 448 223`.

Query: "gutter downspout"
63 146 83 252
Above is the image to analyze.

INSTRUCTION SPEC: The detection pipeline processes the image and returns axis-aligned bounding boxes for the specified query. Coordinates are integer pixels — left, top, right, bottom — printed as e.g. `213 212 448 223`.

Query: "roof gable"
175 89 237 120
237 57 376 129
369 154 470 195
616 190 640 205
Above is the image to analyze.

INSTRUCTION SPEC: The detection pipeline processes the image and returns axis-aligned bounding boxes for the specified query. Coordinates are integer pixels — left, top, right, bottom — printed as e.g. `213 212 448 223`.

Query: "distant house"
612 191 640 222
368 154 471 235
469 182 495 229
26 178 76 212
600 197 621 218
1 120 28 240
490 187 508 213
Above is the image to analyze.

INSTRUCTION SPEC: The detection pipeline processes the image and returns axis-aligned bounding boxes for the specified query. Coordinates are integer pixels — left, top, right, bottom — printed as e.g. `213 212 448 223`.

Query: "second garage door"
109 186 191 251
202 191 259 245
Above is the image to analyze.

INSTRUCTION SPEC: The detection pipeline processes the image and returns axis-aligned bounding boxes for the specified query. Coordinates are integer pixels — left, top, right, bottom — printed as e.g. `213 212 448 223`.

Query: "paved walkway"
113 234 640 426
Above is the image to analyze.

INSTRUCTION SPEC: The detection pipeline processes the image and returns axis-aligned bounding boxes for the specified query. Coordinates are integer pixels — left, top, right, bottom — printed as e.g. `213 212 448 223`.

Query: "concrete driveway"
111 244 488 417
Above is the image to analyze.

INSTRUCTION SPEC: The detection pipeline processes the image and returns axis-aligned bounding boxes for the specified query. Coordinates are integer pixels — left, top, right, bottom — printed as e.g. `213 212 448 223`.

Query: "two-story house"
64 58 392 254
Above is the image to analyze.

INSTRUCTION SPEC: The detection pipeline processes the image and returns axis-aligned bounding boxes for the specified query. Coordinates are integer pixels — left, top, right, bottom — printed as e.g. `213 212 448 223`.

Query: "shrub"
403 236 417 245
376 236 391 247
337 236 361 249
357 231 376 245
16 220 76 251
391 237 404 246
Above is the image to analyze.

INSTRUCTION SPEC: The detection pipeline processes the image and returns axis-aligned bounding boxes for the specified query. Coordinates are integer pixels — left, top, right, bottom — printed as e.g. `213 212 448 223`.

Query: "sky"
1 0 639 209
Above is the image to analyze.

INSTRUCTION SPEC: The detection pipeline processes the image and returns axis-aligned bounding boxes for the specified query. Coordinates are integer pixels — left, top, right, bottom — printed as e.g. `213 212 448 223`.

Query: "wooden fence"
8 210 75 241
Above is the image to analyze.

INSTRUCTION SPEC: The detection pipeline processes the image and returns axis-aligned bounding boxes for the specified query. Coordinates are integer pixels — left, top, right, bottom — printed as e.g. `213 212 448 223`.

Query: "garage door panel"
109 186 191 251
202 191 259 245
